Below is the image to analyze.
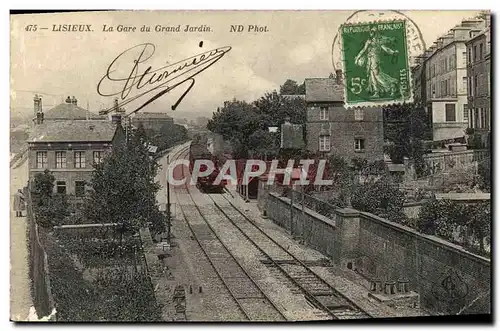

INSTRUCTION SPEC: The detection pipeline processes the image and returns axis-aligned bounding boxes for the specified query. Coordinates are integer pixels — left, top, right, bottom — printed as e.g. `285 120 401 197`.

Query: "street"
9 160 33 321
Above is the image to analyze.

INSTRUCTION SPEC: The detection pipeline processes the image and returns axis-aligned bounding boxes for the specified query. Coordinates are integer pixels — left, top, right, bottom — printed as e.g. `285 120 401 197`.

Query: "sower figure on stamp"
354 27 399 98
13 189 26 217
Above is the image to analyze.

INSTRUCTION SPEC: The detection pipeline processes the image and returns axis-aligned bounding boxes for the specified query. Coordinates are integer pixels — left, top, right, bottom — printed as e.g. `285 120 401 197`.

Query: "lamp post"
159 155 172 243
299 164 305 244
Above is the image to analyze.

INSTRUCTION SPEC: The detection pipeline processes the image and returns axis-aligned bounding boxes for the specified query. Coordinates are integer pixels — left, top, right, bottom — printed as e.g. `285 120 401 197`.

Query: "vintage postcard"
10 10 491 322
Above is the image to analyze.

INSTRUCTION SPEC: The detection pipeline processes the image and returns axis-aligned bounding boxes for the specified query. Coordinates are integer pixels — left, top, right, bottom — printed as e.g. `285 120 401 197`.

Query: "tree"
207 82 307 159
84 127 164 239
383 103 429 176
144 123 189 152
351 174 407 224
416 199 491 255
279 79 305 95
32 170 70 228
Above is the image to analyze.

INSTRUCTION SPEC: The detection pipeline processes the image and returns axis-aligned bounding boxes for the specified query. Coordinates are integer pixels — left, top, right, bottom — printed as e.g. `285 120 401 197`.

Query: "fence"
272 186 341 222
25 186 56 320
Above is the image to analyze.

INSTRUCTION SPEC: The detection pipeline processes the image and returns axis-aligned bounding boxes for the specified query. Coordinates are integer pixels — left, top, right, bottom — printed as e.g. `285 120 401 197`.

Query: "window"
473 45 477 62
93 151 104 165
75 181 85 197
463 77 467 93
445 104 456 122
55 151 66 169
319 107 328 121
432 83 436 97
463 104 468 121
74 151 86 168
480 108 486 129
354 138 365 152
450 79 455 96
444 58 448 72
36 151 47 169
479 43 483 60
354 108 364 121
469 77 473 97
464 51 468 65
474 75 478 96
56 181 66 194
319 135 330 152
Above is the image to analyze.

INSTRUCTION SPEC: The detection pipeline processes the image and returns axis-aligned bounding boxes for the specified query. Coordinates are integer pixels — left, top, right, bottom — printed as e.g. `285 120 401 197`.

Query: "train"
189 136 226 193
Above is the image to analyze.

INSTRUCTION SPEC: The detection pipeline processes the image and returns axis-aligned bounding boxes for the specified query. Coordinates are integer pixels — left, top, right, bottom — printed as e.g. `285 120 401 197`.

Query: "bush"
417 199 490 255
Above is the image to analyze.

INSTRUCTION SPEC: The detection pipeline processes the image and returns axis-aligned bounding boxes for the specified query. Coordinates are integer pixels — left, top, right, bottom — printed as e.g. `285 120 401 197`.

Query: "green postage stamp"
341 20 412 108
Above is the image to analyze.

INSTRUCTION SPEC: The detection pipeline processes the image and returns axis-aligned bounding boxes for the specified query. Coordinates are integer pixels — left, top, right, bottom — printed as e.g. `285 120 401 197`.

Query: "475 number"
25 25 38 31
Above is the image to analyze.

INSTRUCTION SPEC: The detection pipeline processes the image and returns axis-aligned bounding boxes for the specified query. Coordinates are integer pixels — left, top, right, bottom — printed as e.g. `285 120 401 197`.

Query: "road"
9 159 33 321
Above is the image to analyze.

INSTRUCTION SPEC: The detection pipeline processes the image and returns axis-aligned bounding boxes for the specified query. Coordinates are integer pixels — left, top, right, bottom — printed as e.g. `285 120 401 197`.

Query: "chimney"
65 96 71 104
71 96 77 105
335 69 343 85
114 98 119 113
36 112 44 125
111 114 122 126
33 94 42 116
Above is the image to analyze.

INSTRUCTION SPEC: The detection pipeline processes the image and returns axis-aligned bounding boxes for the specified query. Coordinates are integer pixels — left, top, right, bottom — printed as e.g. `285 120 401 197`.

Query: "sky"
10 10 481 120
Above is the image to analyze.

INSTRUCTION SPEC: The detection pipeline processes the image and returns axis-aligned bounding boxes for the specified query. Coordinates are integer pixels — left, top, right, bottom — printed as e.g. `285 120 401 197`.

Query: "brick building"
28 118 125 197
417 18 487 141
131 112 174 131
466 21 491 147
304 76 384 162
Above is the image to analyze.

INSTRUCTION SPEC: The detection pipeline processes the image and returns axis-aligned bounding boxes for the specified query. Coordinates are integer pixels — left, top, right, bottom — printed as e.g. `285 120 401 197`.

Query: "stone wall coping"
358 211 491 265
268 193 490 265
334 207 360 217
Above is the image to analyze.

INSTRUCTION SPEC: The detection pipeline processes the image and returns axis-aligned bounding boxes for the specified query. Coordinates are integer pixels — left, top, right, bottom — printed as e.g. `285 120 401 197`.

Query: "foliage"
467 133 484 149
417 199 491 255
383 103 429 176
92 267 162 321
279 79 306 95
84 125 164 236
207 80 307 158
33 169 55 197
144 123 189 152
478 158 491 193
351 175 408 224
56 235 140 268
32 170 70 228
43 231 162 321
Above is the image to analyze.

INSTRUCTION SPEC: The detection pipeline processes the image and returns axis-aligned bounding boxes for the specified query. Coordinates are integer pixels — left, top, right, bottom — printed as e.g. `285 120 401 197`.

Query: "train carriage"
189 138 226 193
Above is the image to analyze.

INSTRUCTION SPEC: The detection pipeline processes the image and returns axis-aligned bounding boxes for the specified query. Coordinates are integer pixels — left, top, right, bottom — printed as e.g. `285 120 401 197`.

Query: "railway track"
170 146 287 321
167 143 371 320
207 193 372 320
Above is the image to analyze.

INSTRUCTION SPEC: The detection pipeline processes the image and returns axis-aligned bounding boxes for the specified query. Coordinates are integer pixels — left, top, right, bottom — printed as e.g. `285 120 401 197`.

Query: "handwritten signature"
97 43 231 114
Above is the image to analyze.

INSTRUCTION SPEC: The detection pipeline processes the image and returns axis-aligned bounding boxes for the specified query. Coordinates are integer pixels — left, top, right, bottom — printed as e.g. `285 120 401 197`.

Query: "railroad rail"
167 143 371 320
171 146 287 321
207 193 372 320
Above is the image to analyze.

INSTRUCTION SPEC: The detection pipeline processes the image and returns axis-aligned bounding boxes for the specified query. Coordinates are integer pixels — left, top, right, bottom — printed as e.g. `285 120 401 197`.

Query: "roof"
133 112 173 119
44 102 102 120
29 120 119 143
305 78 343 102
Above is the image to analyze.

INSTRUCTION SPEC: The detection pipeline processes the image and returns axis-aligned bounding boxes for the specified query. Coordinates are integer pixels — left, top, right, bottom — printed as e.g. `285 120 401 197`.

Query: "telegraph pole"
166 154 172 242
